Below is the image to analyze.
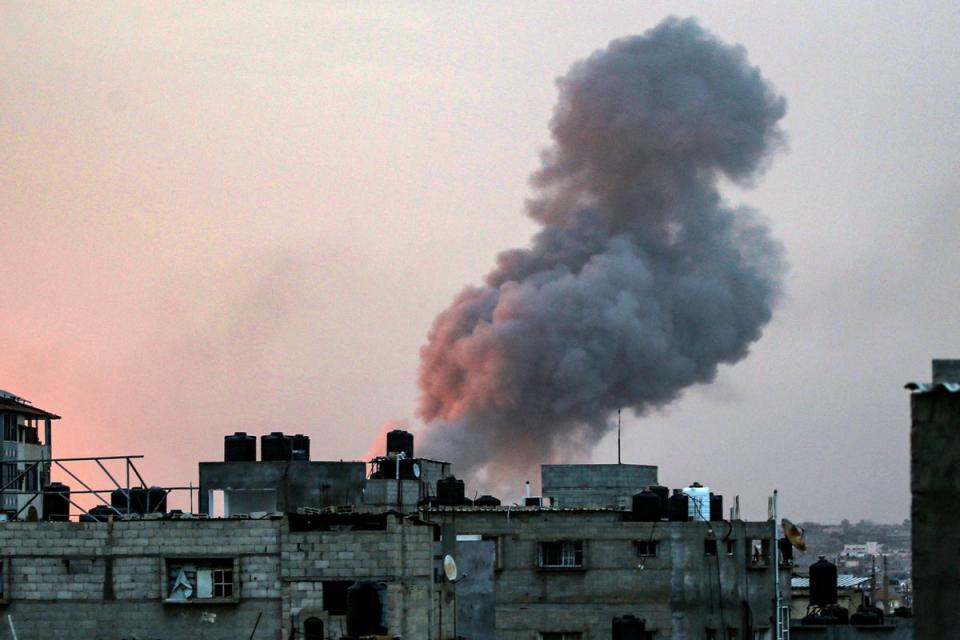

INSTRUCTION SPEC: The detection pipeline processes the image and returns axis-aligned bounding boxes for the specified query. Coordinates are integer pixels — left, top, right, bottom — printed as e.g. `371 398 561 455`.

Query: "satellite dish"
782 518 807 552
412 462 421 479
443 554 458 582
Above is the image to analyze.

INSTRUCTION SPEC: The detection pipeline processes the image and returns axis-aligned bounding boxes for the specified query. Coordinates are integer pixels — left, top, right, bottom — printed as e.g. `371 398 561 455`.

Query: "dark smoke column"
417 18 787 489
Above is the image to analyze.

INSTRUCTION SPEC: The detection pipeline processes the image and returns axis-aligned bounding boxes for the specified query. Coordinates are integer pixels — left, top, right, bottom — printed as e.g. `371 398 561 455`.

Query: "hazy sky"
3 2 959 523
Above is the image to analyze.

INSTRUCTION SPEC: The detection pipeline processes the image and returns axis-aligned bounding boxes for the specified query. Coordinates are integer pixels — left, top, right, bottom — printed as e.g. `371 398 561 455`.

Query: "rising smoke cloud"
417 18 787 488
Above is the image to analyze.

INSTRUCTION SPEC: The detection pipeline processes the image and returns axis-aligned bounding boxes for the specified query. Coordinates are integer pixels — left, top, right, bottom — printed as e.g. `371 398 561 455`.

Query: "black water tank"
86 504 118 522
632 490 661 522
386 430 414 459
648 485 668 519
709 493 723 521
146 487 168 514
474 495 501 507
129 487 150 514
291 434 311 461
436 476 465 506
612 614 646 640
42 483 70 521
261 432 292 461
224 432 256 462
111 488 131 513
851 604 884 626
345 581 387 637
667 490 689 522
810 556 838 606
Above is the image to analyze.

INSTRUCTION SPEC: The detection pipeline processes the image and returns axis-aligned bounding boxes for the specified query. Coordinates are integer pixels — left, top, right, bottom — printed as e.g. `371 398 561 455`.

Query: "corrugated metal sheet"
905 382 960 393
791 574 871 589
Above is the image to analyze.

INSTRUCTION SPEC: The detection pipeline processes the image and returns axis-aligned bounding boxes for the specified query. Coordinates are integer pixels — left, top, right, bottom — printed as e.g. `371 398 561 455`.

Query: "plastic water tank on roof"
683 483 710 521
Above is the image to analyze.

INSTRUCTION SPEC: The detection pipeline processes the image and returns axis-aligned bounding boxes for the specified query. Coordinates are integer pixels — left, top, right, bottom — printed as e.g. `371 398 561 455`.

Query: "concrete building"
907 358 960 640
0 391 57 520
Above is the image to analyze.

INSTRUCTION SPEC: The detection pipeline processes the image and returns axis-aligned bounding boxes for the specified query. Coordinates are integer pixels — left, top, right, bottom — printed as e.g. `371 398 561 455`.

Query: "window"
706 629 718 640
164 558 238 603
2 416 16 442
748 539 771 569
704 539 718 556
726 539 736 556
728 628 739 640
540 633 582 640
538 541 583 569
636 540 659 557
323 580 351 615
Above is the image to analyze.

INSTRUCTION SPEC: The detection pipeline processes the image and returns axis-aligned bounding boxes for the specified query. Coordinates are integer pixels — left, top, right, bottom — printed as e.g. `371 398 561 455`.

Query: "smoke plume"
417 18 787 489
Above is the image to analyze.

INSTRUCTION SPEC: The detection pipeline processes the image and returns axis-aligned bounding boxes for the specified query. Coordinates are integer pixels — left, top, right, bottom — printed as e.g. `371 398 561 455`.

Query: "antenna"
617 408 621 464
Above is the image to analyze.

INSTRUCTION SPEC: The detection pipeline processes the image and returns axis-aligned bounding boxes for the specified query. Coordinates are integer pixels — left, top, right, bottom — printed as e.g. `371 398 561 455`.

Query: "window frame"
161 556 240 604
747 538 771 570
635 539 659 557
537 540 585 570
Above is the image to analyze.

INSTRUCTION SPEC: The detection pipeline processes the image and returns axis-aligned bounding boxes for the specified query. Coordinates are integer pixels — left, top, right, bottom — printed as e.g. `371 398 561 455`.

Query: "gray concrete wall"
911 386 960 640
0 513 444 640
428 507 785 639
0 519 283 640
542 464 658 508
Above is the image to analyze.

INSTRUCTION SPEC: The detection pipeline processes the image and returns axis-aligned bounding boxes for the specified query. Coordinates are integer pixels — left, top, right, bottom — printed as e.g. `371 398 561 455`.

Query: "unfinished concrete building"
907 358 960 640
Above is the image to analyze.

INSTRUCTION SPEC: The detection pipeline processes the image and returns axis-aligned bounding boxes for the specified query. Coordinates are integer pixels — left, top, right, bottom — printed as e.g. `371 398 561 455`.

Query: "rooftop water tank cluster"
631 482 723 522
223 431 311 462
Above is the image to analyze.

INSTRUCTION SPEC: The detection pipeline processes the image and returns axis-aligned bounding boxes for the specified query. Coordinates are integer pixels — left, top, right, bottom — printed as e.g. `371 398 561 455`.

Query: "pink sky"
3 3 960 521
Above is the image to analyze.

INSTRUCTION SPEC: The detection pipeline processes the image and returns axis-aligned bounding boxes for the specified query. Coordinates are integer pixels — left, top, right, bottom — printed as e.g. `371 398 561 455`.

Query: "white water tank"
683 483 710 521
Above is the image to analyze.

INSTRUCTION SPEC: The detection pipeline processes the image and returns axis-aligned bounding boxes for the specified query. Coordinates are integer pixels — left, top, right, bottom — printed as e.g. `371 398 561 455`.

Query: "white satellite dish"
443 554 458 582
413 462 421 479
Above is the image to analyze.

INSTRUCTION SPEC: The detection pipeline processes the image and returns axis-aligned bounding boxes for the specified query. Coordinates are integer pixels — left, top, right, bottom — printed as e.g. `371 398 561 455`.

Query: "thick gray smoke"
417 18 787 489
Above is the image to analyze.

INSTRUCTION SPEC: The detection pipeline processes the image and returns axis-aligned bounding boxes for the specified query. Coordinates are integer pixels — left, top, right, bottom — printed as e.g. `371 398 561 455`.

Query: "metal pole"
7 614 18 640
773 489 782 640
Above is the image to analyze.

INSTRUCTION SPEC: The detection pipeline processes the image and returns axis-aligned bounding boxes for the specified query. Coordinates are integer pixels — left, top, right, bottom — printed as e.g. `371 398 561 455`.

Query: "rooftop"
0 394 60 420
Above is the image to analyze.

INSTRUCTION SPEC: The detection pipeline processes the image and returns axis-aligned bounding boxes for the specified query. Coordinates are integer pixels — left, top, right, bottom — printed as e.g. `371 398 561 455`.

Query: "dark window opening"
323 580 351 615
304 617 324 640
706 629 719 640
704 539 718 556
726 539 736 555
748 539 771 568
540 633 582 640
635 540 659 557
538 541 584 568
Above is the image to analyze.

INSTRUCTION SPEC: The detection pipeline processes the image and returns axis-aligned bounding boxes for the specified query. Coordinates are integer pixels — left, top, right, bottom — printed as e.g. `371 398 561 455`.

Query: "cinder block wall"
280 513 439 639
541 464 658 508
0 519 282 640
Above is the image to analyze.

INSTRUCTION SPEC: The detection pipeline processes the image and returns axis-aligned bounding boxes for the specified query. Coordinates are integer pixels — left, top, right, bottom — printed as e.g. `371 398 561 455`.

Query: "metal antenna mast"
617 408 621 464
